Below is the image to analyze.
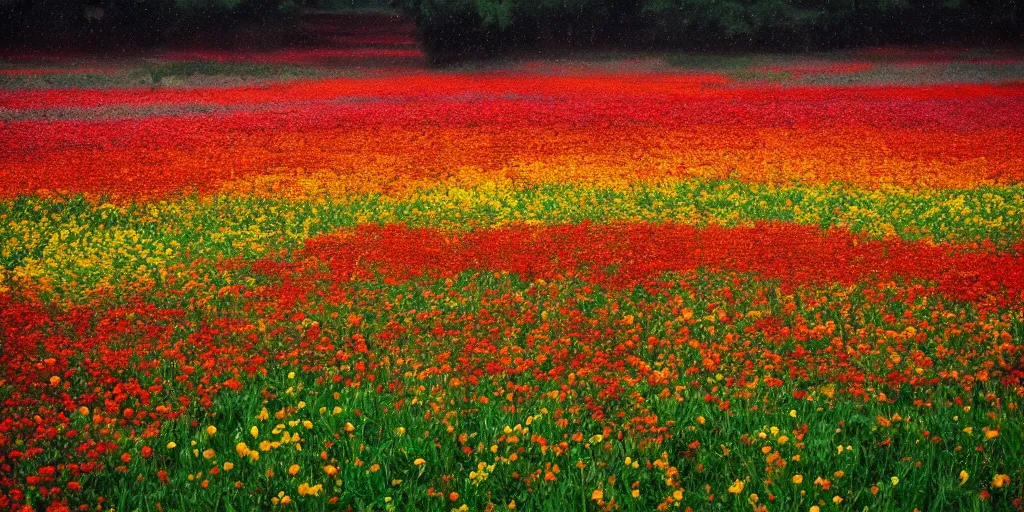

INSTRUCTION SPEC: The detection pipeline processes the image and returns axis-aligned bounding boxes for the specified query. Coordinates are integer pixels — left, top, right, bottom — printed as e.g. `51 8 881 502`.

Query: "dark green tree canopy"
398 0 1022 62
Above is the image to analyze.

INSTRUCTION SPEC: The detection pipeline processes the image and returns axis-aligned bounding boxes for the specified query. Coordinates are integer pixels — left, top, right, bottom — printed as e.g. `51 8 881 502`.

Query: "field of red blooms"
1 14 1024 511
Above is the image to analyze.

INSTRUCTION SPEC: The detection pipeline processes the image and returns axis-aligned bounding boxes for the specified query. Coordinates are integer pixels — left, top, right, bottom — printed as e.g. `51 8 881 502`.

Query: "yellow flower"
223 462 234 471
298 483 322 496
792 475 803 484
202 449 215 460
810 507 820 512
959 470 969 486
590 489 604 501
832 496 843 504
696 416 706 425
235 442 250 457
288 464 300 476
789 410 797 418
413 458 426 466
631 489 640 498
166 442 177 449
257 408 269 421
344 422 356 432
395 427 406 436
324 465 338 476
250 426 259 438
728 480 744 494
891 476 900 486
992 474 1010 488
206 426 217 436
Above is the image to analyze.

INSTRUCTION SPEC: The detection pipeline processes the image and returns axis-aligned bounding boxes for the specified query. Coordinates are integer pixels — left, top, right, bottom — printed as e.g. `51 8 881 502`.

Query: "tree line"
1 0 1020 57
399 0 1022 62
0 0 305 48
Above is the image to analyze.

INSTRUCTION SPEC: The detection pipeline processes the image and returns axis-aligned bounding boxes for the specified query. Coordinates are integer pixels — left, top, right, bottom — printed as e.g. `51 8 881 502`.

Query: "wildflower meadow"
1 14 1024 511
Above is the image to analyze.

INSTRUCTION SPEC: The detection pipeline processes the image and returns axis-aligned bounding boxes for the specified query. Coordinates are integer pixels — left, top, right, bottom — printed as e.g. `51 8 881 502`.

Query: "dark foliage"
0 0 304 48
399 0 1022 63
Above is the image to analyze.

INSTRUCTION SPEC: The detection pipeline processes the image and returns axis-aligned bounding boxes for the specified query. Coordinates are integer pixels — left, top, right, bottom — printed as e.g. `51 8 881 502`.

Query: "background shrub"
0 0 303 48
400 0 1023 63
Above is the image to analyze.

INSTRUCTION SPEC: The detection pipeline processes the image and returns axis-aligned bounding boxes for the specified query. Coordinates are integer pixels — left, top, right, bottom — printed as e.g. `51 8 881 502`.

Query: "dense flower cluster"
1 51 1023 511
2 75 1022 198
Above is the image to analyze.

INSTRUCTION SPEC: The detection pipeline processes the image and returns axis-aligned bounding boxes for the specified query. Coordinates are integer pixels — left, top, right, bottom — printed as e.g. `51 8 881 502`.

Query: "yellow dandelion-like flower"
992 474 1010 488
728 480 744 494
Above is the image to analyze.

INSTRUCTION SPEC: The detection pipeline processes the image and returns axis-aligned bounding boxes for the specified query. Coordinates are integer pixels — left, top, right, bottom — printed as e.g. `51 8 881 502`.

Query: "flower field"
1 41 1024 511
